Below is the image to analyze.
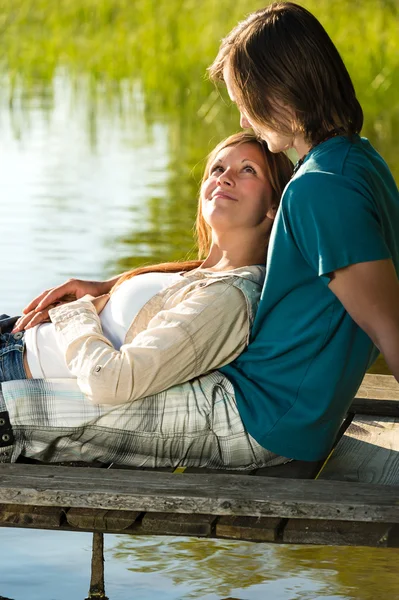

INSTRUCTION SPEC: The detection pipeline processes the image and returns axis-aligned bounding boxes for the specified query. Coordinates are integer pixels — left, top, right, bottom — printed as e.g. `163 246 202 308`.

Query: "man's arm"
328 258 399 380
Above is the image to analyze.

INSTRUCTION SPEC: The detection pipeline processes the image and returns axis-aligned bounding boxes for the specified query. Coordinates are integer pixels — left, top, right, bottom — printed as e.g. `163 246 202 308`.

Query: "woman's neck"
199 233 268 271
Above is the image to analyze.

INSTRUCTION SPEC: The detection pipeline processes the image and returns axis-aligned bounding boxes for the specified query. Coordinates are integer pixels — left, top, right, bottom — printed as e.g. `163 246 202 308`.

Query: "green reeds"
0 0 397 268
0 0 397 140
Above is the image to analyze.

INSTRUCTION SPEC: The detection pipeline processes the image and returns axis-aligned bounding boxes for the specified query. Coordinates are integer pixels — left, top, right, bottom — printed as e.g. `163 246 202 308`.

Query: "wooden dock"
0 373 398 548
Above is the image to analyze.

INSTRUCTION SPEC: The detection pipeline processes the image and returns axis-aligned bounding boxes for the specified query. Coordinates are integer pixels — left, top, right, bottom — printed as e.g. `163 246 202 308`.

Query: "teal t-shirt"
220 135 399 461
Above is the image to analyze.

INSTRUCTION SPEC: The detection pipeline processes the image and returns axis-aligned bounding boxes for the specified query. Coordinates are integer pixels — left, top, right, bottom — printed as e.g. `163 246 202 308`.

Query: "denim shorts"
0 331 27 383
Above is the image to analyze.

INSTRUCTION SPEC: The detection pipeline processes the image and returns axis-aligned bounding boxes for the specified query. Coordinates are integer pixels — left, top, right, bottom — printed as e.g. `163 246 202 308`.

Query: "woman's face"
201 142 274 235
223 65 294 154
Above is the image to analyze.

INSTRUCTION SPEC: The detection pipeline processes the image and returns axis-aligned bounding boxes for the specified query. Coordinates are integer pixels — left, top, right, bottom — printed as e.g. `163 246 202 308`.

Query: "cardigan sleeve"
49 280 250 405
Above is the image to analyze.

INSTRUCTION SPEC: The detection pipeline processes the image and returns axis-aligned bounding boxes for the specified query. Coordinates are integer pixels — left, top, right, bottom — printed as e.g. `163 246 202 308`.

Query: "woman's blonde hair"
209 2 363 146
113 131 293 290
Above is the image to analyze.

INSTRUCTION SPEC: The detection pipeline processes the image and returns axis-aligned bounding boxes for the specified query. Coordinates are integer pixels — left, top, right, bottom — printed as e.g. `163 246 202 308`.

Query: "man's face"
223 64 295 154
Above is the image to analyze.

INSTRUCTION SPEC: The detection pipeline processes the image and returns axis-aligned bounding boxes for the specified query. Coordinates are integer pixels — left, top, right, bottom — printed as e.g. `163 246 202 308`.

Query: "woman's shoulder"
177 266 266 305
163 265 265 303
187 265 266 284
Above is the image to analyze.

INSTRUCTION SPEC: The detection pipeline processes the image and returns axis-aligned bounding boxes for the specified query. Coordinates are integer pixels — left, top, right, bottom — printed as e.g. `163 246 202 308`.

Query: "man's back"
220 135 399 461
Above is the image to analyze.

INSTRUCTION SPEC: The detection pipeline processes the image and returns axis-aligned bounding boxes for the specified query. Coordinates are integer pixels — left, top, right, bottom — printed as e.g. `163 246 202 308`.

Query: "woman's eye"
243 165 256 174
210 165 224 174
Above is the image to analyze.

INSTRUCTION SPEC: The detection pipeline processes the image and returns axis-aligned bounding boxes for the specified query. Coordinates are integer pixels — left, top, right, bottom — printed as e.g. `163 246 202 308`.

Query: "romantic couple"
1 2 398 469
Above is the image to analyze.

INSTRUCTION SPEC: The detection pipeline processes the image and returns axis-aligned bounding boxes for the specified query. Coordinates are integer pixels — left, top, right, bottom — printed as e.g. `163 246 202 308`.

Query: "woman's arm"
13 276 122 332
328 258 399 379
49 281 250 404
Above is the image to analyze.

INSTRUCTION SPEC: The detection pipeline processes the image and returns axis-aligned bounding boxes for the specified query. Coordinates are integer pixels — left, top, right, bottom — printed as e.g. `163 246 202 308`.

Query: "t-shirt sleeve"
283 172 391 277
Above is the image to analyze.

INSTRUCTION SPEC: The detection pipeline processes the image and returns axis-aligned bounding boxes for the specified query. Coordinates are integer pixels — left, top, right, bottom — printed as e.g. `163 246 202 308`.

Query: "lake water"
0 1 398 598
1 528 399 600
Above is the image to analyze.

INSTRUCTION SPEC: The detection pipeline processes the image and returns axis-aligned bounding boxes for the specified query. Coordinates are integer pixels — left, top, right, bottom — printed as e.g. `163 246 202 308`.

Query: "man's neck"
293 135 312 159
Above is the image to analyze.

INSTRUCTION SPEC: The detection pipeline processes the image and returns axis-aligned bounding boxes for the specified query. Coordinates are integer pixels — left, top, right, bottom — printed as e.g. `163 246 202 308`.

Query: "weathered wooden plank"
183 462 329 481
355 374 399 401
350 398 399 416
16 456 106 468
255 414 352 480
252 454 326 542
108 464 174 472
141 512 216 537
348 374 399 415
319 416 399 486
0 503 64 528
66 508 141 531
351 373 399 415
0 463 399 523
283 518 399 547
216 515 282 543
183 467 255 475
241 461 323 540
255 460 325 480
255 417 352 541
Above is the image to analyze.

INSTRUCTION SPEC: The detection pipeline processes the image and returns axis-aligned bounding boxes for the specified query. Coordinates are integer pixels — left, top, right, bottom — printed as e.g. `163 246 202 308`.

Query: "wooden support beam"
282 519 399 547
67 508 141 531
140 512 217 537
85 532 108 600
0 503 64 529
216 515 283 543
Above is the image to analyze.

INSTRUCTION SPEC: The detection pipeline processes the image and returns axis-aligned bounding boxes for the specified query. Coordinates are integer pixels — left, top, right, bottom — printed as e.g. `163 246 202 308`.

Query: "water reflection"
2 528 399 600
0 74 170 314
111 535 399 600
1 1 397 316
0 528 94 600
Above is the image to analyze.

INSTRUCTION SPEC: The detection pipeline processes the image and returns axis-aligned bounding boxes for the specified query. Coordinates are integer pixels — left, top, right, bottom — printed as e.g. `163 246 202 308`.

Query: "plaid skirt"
0 371 286 469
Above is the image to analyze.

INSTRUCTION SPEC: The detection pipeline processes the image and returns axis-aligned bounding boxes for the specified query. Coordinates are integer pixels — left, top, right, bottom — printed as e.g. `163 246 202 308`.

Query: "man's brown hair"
209 2 363 146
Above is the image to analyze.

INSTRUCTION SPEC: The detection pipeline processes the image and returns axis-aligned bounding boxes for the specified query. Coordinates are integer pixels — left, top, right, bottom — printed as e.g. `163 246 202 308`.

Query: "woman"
0 132 293 468
206 2 399 461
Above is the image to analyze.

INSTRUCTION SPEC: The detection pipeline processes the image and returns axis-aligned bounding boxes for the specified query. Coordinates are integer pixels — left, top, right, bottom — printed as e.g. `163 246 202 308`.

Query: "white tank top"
25 271 183 379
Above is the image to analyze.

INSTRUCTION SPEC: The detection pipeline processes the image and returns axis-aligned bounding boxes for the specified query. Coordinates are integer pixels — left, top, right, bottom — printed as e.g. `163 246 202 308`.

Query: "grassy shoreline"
0 1 397 130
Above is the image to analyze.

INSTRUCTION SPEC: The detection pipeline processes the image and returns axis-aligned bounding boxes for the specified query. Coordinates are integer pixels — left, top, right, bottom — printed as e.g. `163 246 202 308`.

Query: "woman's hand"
81 293 110 314
12 278 115 332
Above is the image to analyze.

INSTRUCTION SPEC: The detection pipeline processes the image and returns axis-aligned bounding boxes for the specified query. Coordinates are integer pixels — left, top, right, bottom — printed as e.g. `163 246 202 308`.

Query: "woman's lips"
211 191 237 201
